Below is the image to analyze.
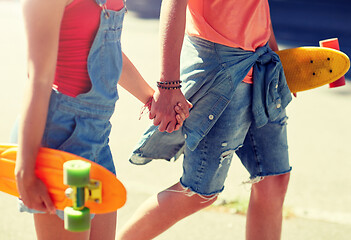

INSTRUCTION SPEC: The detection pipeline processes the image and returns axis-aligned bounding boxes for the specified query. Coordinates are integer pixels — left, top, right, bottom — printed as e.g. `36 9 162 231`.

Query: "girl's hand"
16 169 56 214
149 89 190 133
174 101 192 131
16 0 67 214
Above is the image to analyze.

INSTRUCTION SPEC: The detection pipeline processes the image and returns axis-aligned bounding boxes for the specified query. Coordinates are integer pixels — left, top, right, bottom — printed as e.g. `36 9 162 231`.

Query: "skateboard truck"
65 179 102 205
63 160 95 232
86 179 102 204
0 144 127 233
319 38 346 88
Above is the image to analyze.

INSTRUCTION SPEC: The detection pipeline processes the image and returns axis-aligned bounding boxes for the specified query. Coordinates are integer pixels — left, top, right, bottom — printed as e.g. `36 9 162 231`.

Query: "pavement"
0 1 351 239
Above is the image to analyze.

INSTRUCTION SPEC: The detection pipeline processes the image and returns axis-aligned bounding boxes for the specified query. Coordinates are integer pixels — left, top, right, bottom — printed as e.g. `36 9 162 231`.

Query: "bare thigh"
34 211 117 240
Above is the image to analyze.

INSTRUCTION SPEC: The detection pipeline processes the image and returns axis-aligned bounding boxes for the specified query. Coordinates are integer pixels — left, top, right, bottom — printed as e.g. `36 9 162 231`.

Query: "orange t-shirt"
186 0 272 83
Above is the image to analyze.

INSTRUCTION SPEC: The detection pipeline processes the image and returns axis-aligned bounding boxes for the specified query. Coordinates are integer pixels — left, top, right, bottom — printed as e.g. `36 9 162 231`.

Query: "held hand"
16 170 56 214
174 102 192 131
149 88 191 133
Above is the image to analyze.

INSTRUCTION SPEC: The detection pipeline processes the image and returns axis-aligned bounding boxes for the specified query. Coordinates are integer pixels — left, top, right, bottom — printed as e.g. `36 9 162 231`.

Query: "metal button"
184 134 187 139
209 115 214 120
275 84 278 89
276 103 281 108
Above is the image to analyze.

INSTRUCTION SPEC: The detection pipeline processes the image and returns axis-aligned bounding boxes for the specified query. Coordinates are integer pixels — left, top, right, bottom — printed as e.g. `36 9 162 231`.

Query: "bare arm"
118 52 187 129
118 52 155 104
159 0 188 82
149 0 191 133
15 0 70 213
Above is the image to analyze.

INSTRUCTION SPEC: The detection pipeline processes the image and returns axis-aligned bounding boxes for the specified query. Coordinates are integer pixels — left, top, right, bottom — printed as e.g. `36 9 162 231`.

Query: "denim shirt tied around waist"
130 40 292 165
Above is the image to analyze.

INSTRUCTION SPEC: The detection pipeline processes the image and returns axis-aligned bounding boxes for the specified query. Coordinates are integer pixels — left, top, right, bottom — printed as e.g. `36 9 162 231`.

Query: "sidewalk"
1 190 350 240
0 1 350 239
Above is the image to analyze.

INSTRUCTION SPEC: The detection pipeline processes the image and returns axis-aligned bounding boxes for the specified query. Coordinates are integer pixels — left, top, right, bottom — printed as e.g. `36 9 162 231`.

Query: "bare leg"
246 173 290 240
90 211 117 240
34 211 117 240
34 213 90 240
117 182 217 240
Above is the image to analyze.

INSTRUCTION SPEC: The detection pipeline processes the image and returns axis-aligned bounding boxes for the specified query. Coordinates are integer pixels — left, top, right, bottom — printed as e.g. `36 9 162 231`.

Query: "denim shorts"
16 90 117 219
180 81 291 196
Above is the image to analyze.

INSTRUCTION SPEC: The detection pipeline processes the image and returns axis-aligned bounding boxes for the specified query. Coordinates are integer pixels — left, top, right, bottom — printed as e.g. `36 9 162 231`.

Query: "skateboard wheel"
63 160 91 187
319 38 346 88
64 206 91 232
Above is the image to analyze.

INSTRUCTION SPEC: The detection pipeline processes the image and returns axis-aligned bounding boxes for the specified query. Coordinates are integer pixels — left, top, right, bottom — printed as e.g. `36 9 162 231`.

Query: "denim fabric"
18 200 96 220
16 5 126 219
95 0 107 5
130 35 292 164
181 82 291 195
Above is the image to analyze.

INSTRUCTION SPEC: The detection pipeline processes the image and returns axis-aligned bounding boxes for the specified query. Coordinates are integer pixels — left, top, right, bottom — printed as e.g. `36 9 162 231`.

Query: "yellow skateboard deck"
276 47 350 93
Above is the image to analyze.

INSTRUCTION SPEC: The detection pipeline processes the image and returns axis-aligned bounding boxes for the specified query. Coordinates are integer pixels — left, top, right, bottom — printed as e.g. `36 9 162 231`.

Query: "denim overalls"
18 0 126 217
43 0 125 175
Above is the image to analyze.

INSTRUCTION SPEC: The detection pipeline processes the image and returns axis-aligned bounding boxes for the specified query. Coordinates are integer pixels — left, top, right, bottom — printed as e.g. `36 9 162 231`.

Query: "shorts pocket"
56 116 80 151
43 111 79 151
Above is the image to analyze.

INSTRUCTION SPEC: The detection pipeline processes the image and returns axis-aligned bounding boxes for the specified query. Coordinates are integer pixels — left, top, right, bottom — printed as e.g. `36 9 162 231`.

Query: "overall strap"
94 0 126 19
95 0 109 18
95 0 107 5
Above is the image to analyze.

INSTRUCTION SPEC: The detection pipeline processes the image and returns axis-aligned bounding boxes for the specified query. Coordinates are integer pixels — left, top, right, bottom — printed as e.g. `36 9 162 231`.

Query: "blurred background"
127 0 351 78
0 0 350 239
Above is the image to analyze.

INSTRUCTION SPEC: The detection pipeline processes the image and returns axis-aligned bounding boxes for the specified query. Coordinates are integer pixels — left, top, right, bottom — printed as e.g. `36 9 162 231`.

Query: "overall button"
276 103 281 108
208 115 214 120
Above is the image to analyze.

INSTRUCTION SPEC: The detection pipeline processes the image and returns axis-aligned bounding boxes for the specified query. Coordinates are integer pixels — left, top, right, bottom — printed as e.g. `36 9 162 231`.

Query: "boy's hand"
149 89 191 133
174 101 192 131
174 102 192 131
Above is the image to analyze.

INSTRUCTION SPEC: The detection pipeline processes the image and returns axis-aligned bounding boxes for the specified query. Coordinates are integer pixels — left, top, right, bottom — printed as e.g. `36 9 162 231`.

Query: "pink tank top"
54 0 124 97
186 0 272 83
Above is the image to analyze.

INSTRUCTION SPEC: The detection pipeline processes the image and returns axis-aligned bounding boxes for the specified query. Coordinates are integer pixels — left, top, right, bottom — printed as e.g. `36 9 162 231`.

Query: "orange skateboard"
0 144 126 232
276 45 350 94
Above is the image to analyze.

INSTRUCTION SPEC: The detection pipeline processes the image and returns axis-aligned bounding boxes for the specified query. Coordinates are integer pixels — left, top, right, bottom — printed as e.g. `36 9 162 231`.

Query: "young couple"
16 0 292 239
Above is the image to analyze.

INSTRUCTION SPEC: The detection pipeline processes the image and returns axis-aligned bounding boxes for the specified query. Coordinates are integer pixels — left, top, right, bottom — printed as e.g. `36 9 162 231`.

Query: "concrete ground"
0 1 350 239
